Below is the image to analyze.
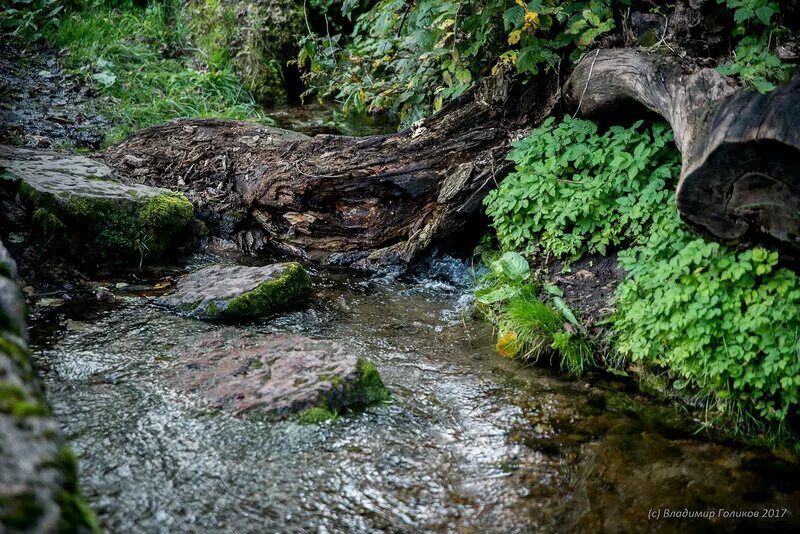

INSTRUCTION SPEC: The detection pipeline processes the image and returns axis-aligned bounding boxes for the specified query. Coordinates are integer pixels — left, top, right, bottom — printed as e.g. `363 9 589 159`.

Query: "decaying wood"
106 71 557 269
565 48 800 252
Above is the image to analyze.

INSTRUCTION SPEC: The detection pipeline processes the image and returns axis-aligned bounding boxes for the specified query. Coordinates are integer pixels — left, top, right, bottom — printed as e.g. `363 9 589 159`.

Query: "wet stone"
0 239 97 532
0 145 199 263
157 262 312 320
169 333 389 421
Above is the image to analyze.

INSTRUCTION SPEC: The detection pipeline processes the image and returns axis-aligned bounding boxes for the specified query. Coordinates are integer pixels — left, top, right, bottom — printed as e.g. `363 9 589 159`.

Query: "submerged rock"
0 239 98 532
0 145 201 264
170 333 390 421
158 262 312 320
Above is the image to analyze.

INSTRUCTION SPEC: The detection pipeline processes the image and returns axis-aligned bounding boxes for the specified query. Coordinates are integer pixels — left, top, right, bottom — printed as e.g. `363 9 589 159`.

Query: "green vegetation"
615 209 800 432
717 0 794 92
297 405 338 424
484 117 679 260
42 0 269 144
224 262 313 319
0 383 50 418
353 359 391 405
480 114 800 446
0 0 62 41
298 0 796 126
299 0 625 127
296 359 389 424
475 251 594 376
0 492 44 530
187 0 303 105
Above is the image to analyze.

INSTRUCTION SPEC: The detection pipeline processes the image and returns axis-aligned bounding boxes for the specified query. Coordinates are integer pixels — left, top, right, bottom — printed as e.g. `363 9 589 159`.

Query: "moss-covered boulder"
0 239 98 532
169 332 390 421
186 0 304 105
0 145 201 265
158 262 312 320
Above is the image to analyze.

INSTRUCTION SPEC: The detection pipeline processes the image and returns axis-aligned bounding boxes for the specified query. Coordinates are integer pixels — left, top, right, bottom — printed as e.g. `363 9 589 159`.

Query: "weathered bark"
106 71 558 269
565 48 800 252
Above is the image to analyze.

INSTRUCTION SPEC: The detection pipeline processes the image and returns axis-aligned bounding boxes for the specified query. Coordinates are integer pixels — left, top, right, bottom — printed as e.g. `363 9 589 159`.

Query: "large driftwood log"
564 48 800 252
106 72 557 269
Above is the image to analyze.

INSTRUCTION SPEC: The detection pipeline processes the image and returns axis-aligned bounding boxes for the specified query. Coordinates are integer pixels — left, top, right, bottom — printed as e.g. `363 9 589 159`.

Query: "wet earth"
0 39 107 149
27 256 800 533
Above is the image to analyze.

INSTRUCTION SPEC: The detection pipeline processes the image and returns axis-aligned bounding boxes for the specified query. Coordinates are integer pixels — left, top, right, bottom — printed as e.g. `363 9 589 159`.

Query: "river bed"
28 256 800 533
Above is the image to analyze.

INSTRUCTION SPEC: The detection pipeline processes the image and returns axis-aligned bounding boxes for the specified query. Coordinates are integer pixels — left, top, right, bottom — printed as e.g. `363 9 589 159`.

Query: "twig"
572 49 600 118
396 0 415 37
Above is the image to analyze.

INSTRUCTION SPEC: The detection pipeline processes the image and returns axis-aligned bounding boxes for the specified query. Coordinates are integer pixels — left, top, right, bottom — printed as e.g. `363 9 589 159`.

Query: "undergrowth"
614 208 800 438
484 116 679 260
43 0 269 144
717 0 795 92
298 0 626 128
480 116 800 447
298 0 796 127
475 251 594 377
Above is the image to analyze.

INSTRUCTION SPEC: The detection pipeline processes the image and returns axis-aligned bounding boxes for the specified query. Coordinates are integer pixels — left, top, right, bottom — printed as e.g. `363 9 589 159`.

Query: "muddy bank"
0 239 96 532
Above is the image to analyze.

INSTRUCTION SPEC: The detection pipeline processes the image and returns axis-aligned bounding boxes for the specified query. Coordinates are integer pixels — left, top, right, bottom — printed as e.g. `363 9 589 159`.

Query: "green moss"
203 301 221 318
0 383 27 406
56 490 100 534
32 207 65 235
224 262 312 318
0 492 43 530
354 359 391 405
11 400 50 418
0 385 50 418
138 192 196 258
23 188 198 265
639 371 670 398
186 0 303 105
0 336 34 377
638 30 659 47
296 405 337 424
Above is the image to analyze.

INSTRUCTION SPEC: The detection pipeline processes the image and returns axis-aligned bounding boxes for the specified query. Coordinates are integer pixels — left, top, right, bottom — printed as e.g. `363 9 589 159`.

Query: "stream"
27 254 800 533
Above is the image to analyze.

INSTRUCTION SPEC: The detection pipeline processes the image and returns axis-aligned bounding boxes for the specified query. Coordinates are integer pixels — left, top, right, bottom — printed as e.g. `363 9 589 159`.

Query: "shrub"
484 116 680 260
297 0 623 128
614 209 800 427
716 0 794 93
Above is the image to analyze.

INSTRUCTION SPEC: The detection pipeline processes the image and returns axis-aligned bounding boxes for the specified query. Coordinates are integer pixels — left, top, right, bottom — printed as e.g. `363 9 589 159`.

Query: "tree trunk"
565 48 800 253
105 70 557 270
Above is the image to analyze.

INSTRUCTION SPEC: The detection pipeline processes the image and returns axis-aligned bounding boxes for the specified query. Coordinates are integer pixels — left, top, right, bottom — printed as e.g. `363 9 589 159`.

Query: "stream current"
27 255 800 533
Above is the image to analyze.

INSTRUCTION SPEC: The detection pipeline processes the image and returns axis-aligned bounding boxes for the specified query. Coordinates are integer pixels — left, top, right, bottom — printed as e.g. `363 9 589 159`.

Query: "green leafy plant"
716 0 795 92
484 116 680 260
0 0 64 40
297 0 623 128
614 209 800 429
475 251 594 376
44 0 270 144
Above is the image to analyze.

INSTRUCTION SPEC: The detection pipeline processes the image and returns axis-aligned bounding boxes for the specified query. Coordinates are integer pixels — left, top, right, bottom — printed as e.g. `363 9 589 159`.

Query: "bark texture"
565 48 800 252
106 71 558 269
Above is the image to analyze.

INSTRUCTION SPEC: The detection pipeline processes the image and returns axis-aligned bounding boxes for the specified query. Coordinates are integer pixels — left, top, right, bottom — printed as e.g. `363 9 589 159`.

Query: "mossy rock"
0 145 202 264
169 333 390 422
158 262 312 320
297 359 392 424
0 239 98 533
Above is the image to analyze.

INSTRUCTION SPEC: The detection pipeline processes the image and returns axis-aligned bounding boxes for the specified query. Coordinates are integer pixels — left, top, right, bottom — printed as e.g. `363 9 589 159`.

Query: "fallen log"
564 48 800 253
106 71 557 270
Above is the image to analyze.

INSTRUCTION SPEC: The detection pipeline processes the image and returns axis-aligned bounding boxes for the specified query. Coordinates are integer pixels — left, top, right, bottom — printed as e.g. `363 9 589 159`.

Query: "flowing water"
28 256 800 533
